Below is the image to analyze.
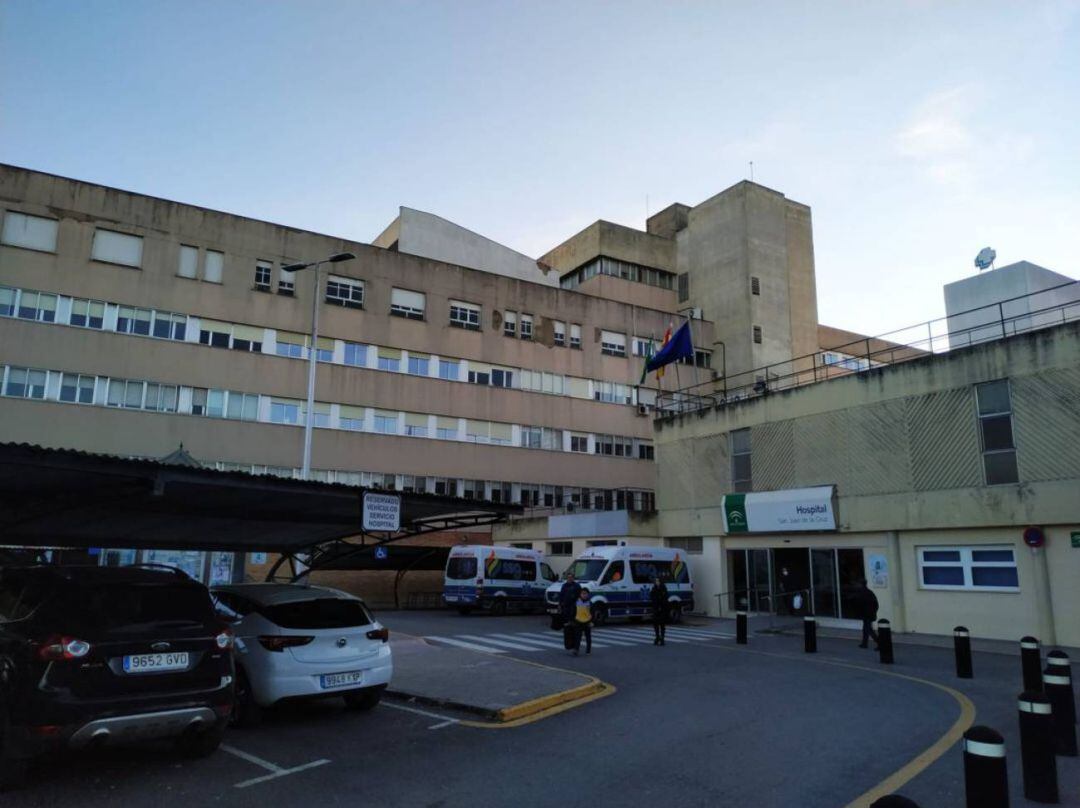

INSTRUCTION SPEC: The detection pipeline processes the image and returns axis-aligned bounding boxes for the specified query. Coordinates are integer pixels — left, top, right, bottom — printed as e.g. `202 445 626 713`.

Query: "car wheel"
668 603 683 624
591 603 608 626
175 723 225 759
490 598 508 617
343 689 382 711
0 711 27 792
456 606 473 616
231 669 263 729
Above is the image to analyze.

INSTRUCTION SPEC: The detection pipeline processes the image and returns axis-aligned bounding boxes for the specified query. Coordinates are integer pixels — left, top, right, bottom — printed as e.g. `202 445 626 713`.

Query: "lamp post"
281 252 356 480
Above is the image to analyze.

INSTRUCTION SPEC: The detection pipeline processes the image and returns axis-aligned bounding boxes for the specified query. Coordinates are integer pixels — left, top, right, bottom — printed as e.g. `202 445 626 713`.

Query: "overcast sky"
2 1 1077 336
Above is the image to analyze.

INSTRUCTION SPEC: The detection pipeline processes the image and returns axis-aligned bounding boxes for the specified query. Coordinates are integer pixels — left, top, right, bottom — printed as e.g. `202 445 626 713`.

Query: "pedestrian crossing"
424 625 734 654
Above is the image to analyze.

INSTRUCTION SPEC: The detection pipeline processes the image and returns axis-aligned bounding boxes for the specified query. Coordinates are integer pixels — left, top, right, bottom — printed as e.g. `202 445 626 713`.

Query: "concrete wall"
540 220 677 276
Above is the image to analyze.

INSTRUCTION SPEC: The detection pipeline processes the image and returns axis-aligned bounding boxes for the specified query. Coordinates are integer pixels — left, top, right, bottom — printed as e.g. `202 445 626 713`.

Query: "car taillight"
258 635 314 652
215 629 234 650
36 635 92 661
366 627 390 643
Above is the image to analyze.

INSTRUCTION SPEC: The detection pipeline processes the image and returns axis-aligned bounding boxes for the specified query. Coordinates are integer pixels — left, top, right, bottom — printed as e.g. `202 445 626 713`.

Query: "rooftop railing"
655 280 1080 417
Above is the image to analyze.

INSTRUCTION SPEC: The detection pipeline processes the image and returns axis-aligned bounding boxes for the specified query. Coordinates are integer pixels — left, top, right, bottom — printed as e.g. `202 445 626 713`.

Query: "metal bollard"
954 626 973 679
736 611 747 645
1044 659 1077 757
878 618 894 664
804 615 817 653
869 796 920 807
1018 690 1059 803
963 725 1009 808
1045 651 1075 725
1021 636 1043 692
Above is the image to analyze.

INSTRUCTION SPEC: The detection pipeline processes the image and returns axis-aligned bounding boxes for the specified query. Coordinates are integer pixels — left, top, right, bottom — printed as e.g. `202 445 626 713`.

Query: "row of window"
0 283 642 406
0 364 653 458
559 256 676 291
725 379 1021 491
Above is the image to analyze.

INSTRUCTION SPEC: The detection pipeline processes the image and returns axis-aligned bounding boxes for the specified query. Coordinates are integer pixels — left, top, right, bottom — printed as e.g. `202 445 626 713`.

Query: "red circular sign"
1023 527 1045 548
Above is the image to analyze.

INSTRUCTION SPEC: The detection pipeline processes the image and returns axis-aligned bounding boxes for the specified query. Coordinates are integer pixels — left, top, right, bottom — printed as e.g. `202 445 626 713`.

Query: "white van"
443 545 558 616
544 545 694 624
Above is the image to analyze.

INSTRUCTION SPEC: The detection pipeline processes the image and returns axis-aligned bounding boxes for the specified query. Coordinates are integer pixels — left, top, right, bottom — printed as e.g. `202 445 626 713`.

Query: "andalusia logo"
724 494 748 533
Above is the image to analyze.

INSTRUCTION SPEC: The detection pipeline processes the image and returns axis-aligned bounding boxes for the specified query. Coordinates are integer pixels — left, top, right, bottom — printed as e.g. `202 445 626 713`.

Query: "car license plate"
445 595 459 602
320 671 363 689
123 652 189 673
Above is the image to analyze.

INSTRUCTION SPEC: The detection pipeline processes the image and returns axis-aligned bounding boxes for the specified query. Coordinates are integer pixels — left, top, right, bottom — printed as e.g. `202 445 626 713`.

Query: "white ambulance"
544 545 694 624
443 545 558 615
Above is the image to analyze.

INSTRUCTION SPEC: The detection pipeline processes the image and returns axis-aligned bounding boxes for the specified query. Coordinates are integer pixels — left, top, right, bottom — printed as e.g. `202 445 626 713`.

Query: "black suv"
0 564 235 788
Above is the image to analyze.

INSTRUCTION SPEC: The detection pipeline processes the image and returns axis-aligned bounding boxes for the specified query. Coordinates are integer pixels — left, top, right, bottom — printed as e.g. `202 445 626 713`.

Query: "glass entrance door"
837 549 866 620
811 548 839 618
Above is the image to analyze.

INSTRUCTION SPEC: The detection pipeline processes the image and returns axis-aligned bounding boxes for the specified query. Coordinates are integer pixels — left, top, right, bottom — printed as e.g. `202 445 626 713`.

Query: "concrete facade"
651 321 1080 645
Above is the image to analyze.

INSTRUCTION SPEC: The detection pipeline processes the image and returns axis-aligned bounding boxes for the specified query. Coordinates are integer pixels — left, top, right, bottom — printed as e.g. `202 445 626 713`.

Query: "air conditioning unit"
689 307 703 320
636 403 650 417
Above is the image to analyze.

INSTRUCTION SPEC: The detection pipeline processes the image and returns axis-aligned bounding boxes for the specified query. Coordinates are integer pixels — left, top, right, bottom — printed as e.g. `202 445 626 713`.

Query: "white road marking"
381 700 460 729
222 745 331 788
424 635 507 653
488 633 569 649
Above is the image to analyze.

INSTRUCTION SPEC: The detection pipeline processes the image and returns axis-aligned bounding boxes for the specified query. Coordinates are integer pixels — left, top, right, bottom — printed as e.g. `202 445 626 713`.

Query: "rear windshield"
446 557 478 580
61 583 215 631
260 598 373 629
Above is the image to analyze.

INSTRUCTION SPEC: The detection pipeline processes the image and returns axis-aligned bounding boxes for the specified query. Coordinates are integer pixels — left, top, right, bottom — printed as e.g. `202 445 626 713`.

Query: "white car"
211 583 393 726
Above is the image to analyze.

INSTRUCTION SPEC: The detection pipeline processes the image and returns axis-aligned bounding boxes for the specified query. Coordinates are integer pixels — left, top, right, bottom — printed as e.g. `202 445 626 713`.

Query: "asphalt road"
5 611 1078 807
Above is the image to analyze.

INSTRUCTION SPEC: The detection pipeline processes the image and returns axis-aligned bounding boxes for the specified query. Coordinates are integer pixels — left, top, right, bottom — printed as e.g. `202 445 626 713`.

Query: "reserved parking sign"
363 492 401 532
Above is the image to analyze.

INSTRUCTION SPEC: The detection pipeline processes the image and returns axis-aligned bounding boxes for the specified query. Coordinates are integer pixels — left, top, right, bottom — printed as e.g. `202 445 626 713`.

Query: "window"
91 229 143 268
976 380 1019 485
753 325 762 344
2 211 58 252
570 324 582 349
17 291 57 322
667 537 704 555
548 541 572 556
325 275 364 308
751 276 761 296
69 298 106 330
594 434 614 456
510 543 533 550
678 272 689 303
0 287 14 317
503 310 517 337
225 391 259 421
491 368 513 388
231 325 264 352
390 288 425 320
438 360 459 381
305 402 330 428
553 321 566 347
374 412 398 434
107 378 146 409
594 380 631 405
339 405 365 431
633 337 657 357
203 250 224 283
344 342 367 367
377 348 401 372
637 441 655 460
190 388 208 416
278 266 295 296
152 311 186 341
179 245 198 278
630 559 688 584
143 383 179 413
206 388 226 417
313 337 333 362
269 399 301 425
519 485 540 506
449 300 480 330
570 434 589 453
59 373 96 404
275 331 305 358
600 330 626 357
465 420 490 443
407 355 430 376
254 260 272 291
520 370 564 395
404 414 428 437
436 417 458 440
729 428 753 492
490 560 537 581
445 556 477 580
521 426 542 449
434 478 458 497
467 367 490 385
3 367 46 399
116 306 152 336
520 313 533 340
198 319 231 348
918 546 1019 591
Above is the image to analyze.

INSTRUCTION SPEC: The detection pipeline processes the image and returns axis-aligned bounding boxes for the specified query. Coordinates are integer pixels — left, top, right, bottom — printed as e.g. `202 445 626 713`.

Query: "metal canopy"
0 443 520 556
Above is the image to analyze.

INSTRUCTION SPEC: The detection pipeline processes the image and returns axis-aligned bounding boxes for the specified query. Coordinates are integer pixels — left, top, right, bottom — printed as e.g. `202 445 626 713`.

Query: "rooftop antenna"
646 193 649 221
749 161 754 182
974 247 997 272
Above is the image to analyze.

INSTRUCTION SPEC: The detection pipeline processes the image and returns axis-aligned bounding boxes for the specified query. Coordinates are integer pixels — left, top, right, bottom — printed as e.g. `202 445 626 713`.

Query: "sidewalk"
386 634 609 722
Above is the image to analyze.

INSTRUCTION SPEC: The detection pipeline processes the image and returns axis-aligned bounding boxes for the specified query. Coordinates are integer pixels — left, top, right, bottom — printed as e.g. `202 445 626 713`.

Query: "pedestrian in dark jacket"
558 571 582 623
856 579 879 649
650 577 669 645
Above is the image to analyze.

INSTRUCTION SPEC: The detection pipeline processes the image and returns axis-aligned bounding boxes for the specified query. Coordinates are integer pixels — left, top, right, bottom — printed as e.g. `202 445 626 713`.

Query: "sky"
1 1 1078 336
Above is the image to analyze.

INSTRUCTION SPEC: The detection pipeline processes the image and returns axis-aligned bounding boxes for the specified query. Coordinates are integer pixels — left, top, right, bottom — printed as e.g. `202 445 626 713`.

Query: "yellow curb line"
391 630 616 728
706 642 976 808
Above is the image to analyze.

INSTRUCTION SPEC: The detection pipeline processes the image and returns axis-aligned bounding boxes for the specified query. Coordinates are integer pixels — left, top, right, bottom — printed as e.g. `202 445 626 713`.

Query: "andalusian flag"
640 325 673 383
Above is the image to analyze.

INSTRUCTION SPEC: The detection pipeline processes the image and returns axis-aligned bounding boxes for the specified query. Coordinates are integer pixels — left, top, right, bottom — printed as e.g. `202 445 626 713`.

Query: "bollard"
954 626 973 679
1018 690 1059 803
963 725 1009 808
870 796 921 807
804 615 817 654
1045 651 1075 725
736 611 747 645
1043 660 1078 757
878 618 894 664
1021 636 1043 692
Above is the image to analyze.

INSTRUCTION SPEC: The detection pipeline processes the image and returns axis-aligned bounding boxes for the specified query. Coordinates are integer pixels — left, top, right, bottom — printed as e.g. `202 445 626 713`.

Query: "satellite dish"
974 247 996 271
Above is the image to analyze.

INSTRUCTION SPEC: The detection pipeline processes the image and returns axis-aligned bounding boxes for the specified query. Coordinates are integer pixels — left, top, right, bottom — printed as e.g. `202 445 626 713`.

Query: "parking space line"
381 699 461 729
222 745 331 788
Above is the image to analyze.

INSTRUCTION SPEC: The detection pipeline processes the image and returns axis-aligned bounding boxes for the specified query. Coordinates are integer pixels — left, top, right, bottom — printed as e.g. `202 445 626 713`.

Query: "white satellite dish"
974 247 996 271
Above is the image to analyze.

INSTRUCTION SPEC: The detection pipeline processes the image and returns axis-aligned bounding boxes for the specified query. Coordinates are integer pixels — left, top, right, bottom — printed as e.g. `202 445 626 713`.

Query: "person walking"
856 578 879 649
558 571 582 650
650 576 669 646
572 587 593 656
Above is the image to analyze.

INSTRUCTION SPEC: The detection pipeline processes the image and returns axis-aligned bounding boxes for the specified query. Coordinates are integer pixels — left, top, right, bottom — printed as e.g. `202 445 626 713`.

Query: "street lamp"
282 252 356 480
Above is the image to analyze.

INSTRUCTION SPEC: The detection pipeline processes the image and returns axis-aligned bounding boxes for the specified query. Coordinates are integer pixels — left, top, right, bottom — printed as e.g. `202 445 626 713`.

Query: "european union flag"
645 321 694 373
